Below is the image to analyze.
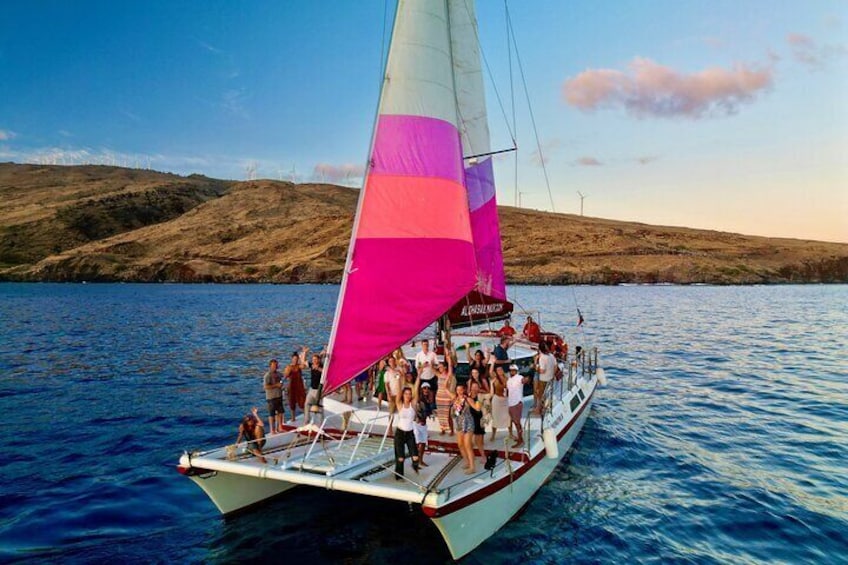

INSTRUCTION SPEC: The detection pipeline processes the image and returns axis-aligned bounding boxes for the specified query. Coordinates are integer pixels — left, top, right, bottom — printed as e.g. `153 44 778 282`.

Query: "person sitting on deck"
506 364 529 449
236 407 267 464
393 386 420 480
414 381 434 467
496 319 516 337
522 316 541 343
262 359 285 434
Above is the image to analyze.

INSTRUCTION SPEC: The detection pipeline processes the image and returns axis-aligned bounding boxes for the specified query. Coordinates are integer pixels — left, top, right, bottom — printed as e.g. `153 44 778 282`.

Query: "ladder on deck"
288 435 392 476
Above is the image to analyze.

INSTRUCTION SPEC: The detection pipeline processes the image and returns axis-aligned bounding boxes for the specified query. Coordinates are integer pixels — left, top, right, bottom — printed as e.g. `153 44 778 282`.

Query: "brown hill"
1 163 846 284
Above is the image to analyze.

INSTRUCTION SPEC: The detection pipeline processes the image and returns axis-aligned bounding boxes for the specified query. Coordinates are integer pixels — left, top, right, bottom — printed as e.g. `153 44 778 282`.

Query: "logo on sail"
460 303 505 317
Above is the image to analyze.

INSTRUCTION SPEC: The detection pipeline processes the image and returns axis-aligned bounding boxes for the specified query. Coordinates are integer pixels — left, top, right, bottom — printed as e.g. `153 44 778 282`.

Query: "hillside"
1 163 846 284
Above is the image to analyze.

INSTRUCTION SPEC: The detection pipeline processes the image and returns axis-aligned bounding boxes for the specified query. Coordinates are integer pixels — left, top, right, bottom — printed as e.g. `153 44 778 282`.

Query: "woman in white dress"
488 362 510 441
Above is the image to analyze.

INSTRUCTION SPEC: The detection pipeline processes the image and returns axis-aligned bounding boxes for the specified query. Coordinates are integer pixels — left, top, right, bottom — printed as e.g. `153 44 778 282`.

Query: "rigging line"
506 0 520 304
505 5 557 214
459 0 516 145
506 0 518 209
379 0 389 85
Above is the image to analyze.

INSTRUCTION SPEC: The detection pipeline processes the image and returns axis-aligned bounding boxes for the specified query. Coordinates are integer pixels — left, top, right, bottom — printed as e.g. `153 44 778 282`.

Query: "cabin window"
569 396 581 412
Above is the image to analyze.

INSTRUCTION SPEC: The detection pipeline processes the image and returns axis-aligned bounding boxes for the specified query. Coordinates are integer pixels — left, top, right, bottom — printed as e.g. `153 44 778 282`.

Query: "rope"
504 3 556 214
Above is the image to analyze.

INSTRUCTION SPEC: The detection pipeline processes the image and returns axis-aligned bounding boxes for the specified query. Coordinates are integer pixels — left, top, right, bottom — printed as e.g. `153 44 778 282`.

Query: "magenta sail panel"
324 238 476 392
371 115 465 183
465 158 506 299
323 114 478 393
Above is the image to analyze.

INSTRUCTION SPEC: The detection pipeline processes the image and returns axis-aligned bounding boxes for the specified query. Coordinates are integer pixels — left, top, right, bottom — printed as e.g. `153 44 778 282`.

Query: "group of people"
234 346 327 460
235 318 567 480
389 335 560 479
261 346 326 434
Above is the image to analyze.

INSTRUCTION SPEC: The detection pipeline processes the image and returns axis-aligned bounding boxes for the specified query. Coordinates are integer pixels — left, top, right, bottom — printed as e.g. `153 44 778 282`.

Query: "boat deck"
181 376 595 506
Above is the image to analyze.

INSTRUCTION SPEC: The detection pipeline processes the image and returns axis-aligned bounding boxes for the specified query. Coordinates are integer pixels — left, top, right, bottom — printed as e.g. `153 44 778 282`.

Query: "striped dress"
436 372 452 431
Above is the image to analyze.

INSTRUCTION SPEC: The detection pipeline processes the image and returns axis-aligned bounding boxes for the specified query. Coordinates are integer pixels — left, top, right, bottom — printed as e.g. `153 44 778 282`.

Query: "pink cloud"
786 33 814 47
312 162 365 184
563 57 773 119
574 157 602 167
786 32 846 69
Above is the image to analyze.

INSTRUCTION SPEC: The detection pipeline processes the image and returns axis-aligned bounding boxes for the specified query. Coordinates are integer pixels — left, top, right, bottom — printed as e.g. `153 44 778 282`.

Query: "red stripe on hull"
421 389 594 518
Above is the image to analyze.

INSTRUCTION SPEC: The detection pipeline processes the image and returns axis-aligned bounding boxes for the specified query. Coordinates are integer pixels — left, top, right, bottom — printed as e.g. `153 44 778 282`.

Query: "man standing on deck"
415 340 438 405
506 364 527 449
263 359 284 434
492 336 511 368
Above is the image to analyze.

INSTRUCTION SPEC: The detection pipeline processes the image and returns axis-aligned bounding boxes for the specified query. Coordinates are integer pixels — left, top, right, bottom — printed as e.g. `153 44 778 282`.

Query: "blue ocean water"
0 283 846 564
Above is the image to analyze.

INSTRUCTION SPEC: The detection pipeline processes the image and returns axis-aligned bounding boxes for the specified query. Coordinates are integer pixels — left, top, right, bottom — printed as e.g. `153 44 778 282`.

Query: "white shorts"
413 422 428 444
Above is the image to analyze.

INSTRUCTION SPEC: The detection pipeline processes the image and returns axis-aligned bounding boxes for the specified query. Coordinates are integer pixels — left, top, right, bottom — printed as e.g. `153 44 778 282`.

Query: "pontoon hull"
427 395 593 559
179 460 297 515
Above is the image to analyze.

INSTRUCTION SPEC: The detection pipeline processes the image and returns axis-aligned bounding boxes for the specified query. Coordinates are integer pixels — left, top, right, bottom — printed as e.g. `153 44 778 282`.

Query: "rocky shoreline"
2 163 846 285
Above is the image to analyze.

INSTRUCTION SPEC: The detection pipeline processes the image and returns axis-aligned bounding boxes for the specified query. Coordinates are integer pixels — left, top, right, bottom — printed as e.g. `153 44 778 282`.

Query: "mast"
321 0 479 394
448 0 507 300
320 0 402 389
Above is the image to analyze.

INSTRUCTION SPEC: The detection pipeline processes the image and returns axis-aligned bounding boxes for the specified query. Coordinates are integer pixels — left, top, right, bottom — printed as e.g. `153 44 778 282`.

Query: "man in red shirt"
497 319 516 337
522 315 541 343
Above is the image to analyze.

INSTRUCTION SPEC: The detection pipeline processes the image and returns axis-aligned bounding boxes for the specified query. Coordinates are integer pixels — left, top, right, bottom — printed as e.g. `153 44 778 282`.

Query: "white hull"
184 468 297 515
429 394 593 558
179 373 598 559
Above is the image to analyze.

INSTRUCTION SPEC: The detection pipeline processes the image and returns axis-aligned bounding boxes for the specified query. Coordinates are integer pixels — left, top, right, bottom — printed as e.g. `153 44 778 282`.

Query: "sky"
1 1 846 242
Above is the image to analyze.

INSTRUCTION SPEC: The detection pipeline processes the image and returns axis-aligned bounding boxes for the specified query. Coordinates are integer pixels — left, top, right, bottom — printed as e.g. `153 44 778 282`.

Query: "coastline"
2 163 847 286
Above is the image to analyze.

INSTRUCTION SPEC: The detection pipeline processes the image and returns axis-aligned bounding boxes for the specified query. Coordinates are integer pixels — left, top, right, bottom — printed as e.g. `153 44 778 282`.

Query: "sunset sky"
1 1 846 242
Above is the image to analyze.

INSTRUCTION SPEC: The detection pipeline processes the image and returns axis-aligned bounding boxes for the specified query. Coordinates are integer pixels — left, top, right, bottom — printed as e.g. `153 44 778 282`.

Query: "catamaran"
178 0 605 558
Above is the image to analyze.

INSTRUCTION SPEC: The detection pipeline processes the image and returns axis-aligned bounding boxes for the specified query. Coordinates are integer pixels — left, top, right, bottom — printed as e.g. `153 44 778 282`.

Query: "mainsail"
449 0 507 300
322 0 479 392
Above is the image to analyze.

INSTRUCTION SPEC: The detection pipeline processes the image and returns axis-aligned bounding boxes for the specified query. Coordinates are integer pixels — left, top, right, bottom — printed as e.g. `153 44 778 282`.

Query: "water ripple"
0 283 846 562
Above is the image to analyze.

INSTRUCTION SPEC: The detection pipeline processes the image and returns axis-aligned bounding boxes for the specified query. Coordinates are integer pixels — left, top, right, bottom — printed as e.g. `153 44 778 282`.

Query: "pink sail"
323 2 478 393
449 0 507 300
466 159 506 298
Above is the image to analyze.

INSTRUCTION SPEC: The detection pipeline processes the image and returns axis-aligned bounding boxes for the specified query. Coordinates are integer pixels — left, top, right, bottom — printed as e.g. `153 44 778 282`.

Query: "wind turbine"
577 191 586 216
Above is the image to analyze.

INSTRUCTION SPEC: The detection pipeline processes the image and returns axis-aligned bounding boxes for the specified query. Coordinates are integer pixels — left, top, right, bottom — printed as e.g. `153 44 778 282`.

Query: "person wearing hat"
414 380 434 466
506 364 528 448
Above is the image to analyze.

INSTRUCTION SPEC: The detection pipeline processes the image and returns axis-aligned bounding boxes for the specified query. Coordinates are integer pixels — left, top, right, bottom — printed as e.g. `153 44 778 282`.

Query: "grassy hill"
1 163 846 284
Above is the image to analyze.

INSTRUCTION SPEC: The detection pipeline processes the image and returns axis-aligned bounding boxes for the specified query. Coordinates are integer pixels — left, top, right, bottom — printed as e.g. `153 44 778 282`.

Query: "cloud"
563 57 773 119
574 156 602 167
786 32 846 69
312 162 365 185
0 129 16 140
197 39 223 54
